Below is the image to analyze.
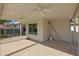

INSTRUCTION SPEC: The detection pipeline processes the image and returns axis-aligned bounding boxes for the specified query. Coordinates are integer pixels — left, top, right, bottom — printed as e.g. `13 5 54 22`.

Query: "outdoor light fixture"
70 18 79 32
70 19 75 32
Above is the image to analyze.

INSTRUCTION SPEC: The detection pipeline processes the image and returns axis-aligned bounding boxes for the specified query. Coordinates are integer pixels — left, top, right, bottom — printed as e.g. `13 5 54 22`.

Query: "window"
29 23 37 35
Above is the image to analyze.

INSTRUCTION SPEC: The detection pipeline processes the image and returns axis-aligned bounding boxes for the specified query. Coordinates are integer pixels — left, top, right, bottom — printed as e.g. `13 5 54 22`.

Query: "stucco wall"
42 19 50 41
50 19 75 43
26 19 43 42
26 19 49 42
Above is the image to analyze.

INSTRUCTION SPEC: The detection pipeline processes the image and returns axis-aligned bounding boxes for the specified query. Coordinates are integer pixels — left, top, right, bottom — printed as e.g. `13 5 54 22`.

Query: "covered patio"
0 3 79 56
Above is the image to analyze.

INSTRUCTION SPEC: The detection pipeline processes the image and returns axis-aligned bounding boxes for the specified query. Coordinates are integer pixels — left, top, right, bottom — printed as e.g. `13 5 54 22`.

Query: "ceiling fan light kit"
33 4 51 16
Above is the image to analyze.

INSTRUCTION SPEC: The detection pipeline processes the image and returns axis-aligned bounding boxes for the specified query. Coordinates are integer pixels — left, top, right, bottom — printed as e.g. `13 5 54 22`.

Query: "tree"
0 20 8 24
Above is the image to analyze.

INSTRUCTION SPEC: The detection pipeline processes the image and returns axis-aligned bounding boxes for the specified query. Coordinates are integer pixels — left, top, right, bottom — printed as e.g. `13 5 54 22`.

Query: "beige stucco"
50 19 74 43
26 19 49 42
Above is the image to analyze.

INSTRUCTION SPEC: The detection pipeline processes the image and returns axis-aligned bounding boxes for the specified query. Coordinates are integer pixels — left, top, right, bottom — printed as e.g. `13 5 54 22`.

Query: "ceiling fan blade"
39 11 44 16
33 4 52 16
43 9 51 12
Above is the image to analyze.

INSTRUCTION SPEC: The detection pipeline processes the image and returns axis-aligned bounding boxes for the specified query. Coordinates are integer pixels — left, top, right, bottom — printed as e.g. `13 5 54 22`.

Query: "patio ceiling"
0 3 79 23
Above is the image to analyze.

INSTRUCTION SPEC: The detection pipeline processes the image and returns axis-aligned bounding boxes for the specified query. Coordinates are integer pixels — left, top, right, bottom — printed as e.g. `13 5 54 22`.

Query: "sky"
7 20 17 24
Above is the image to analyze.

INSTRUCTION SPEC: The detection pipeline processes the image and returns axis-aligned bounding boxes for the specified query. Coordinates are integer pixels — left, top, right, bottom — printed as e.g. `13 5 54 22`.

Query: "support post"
4 29 5 36
20 23 22 36
4 26 7 37
73 19 76 44
13 27 14 36
0 29 1 36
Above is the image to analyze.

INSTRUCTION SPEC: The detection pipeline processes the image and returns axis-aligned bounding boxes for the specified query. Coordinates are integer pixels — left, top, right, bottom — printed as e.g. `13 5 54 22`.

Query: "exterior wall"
26 18 77 43
26 19 49 42
26 19 43 42
50 19 74 43
42 19 50 41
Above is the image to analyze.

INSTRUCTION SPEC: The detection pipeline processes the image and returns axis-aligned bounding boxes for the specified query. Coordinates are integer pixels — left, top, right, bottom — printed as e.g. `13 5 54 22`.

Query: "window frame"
29 23 38 35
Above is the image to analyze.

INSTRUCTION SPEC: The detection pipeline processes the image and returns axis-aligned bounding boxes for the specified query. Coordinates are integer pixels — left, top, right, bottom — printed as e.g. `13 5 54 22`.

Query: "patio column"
13 27 14 36
26 24 27 37
4 26 7 37
4 29 6 36
13 24 15 36
0 29 1 36
20 23 22 36
78 32 79 56
73 24 76 44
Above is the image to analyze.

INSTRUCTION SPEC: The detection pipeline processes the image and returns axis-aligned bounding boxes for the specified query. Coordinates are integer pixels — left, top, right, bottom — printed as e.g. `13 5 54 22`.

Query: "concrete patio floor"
11 43 73 56
0 36 77 56
0 36 27 44
0 39 36 56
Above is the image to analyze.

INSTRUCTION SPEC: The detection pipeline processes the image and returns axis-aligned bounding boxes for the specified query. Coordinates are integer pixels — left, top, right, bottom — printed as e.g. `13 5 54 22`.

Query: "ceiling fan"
33 4 51 16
